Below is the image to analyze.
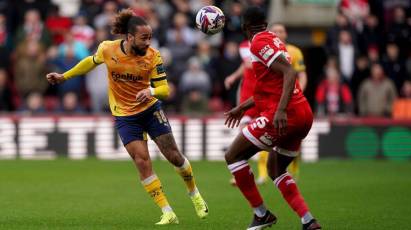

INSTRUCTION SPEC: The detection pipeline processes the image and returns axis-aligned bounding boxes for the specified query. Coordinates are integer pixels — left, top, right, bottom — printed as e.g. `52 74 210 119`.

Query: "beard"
131 45 148 56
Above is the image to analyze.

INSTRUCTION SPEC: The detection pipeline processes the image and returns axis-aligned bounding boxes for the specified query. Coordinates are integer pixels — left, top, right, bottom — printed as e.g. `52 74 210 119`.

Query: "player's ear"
126 33 133 41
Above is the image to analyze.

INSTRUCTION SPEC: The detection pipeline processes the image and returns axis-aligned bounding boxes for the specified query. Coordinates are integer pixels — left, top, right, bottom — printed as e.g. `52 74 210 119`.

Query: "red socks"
228 160 263 208
275 172 309 217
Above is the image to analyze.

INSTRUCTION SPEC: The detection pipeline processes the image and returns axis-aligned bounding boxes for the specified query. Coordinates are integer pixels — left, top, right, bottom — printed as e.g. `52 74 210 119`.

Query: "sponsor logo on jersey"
111 71 143 82
259 132 275 146
156 64 165 75
111 56 119 64
258 45 274 60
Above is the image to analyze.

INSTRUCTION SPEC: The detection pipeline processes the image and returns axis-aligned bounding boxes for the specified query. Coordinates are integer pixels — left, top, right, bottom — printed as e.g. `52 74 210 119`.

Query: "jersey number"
154 110 168 124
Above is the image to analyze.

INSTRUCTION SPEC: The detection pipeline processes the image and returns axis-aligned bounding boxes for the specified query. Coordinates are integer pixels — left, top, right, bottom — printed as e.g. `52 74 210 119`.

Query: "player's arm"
293 48 307 92
46 42 105 84
46 56 99 84
224 96 255 128
297 71 307 92
224 64 244 89
269 54 297 136
150 78 169 99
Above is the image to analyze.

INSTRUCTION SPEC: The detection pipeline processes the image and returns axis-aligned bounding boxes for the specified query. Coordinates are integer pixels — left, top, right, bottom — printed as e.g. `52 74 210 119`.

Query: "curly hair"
111 9 148 35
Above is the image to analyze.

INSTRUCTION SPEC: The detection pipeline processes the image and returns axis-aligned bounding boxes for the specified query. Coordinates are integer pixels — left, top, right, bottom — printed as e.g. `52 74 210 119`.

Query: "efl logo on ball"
196 6 225 35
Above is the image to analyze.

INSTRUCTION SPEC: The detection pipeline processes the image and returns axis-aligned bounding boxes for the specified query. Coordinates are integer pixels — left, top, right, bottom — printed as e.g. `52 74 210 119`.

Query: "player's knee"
134 156 151 170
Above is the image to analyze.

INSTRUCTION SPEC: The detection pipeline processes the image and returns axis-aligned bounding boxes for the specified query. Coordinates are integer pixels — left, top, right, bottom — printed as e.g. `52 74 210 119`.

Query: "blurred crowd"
0 0 410 119
317 0 411 119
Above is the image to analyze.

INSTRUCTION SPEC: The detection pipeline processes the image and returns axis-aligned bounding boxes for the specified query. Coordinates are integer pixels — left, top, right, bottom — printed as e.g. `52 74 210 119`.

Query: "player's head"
112 9 152 56
270 23 287 42
241 6 267 40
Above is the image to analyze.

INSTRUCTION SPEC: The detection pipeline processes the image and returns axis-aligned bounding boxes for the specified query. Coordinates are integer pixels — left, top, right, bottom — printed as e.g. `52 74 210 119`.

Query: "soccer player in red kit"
225 40 269 185
224 7 321 230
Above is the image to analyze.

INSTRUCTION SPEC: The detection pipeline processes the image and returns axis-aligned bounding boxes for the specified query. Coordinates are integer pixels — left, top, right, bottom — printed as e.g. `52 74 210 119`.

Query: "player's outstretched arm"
46 56 99 85
62 56 99 80
269 55 297 136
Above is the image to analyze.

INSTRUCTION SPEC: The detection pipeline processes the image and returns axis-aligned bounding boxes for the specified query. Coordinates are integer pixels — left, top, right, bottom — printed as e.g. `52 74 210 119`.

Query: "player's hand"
136 88 152 103
224 106 245 128
273 110 287 136
46 72 65 85
224 74 237 90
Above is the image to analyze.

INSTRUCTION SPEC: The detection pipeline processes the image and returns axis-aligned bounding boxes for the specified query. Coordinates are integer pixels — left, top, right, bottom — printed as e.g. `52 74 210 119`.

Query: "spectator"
166 12 199 47
357 14 382 55
358 63 397 117
216 41 242 107
222 1 244 43
20 91 46 115
338 30 357 84
392 80 411 119
181 89 210 117
54 31 89 97
386 7 410 56
166 13 195 83
0 69 14 111
401 80 411 98
195 40 218 83
56 91 85 114
326 12 357 56
367 45 380 63
71 14 95 49
94 1 117 29
79 0 104 26
351 55 370 112
86 27 109 113
315 66 353 116
382 42 407 93
15 9 51 48
180 57 211 96
14 39 48 98
45 4 72 45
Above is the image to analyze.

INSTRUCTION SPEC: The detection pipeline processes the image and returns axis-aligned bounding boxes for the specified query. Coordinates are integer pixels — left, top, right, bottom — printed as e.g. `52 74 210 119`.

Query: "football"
195 5 225 35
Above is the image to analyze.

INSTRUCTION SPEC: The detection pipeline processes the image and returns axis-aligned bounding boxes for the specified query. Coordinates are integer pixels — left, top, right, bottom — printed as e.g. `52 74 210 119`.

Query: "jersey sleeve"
92 41 106 64
291 47 306 72
149 51 167 82
250 35 285 67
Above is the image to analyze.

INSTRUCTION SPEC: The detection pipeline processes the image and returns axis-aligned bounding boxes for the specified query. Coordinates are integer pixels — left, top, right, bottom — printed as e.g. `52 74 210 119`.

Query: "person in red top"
225 39 269 185
315 65 353 116
224 7 321 230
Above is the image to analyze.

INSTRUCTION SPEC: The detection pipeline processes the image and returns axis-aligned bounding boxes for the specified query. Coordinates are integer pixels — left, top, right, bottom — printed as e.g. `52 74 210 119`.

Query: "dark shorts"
114 101 172 146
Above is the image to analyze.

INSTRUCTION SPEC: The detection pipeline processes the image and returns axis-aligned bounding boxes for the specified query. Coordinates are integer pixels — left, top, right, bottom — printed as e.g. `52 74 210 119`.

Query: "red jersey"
250 31 305 114
238 40 256 103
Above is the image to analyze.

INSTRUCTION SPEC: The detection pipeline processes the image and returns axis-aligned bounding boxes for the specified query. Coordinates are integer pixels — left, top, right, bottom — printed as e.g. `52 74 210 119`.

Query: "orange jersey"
93 40 166 116
286 44 305 73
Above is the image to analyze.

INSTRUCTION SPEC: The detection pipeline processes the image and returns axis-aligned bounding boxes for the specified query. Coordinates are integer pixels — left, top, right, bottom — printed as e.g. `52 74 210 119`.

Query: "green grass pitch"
0 159 410 229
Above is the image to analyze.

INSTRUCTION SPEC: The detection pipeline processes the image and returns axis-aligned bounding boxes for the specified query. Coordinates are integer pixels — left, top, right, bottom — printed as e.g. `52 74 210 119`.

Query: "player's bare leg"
154 133 209 219
267 150 321 230
225 134 277 230
125 140 178 225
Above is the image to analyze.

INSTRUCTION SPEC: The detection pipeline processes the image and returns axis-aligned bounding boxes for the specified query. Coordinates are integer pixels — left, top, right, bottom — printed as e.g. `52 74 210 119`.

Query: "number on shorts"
154 110 168 124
